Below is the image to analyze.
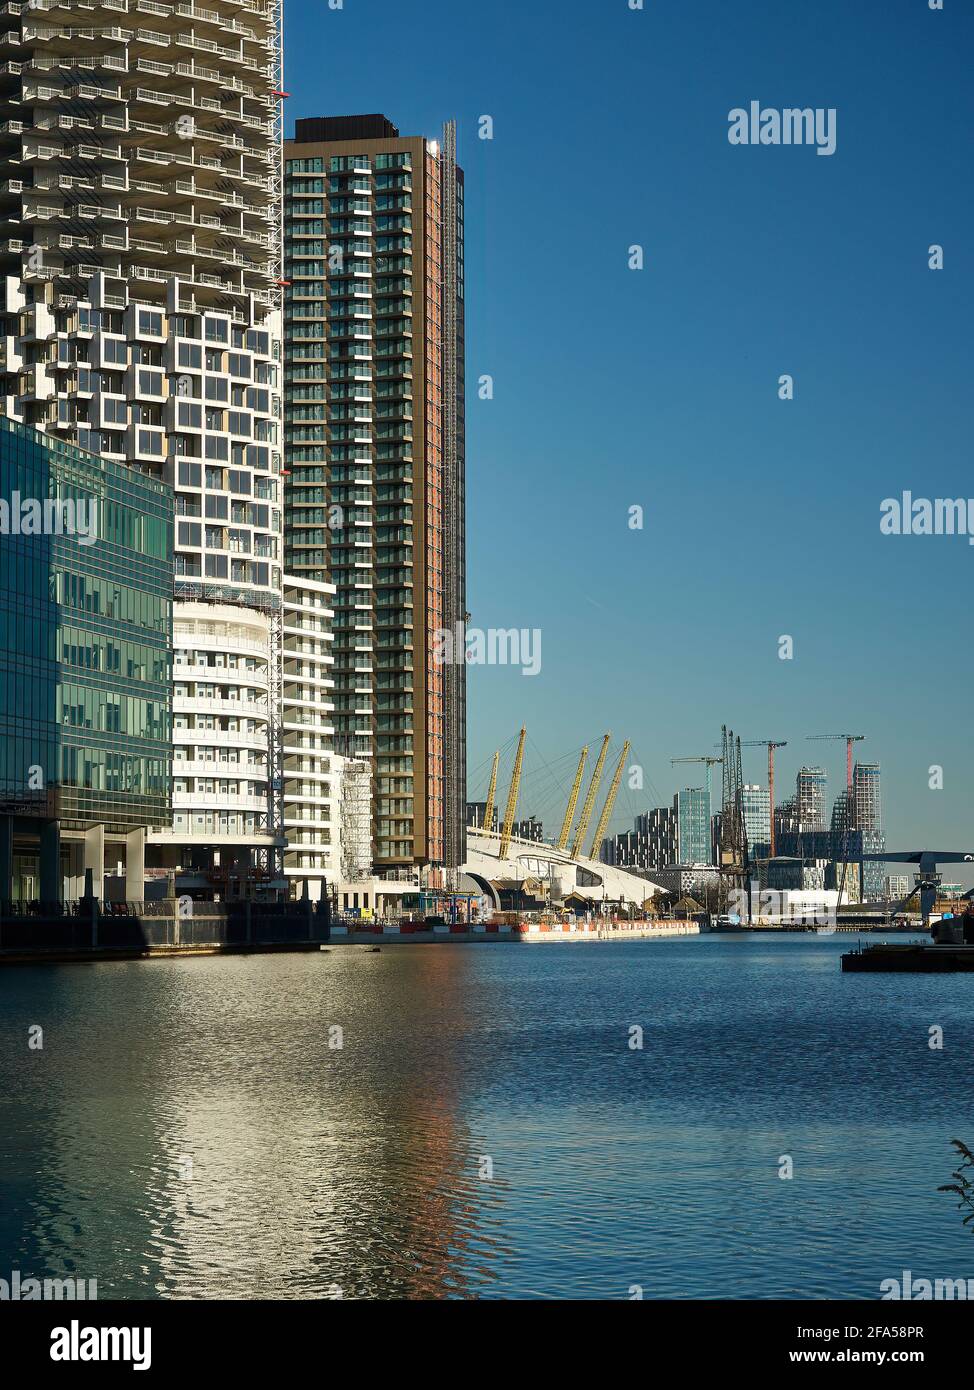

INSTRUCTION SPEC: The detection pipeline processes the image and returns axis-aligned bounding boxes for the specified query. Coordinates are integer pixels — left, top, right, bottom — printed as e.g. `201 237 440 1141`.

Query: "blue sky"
287 0 974 869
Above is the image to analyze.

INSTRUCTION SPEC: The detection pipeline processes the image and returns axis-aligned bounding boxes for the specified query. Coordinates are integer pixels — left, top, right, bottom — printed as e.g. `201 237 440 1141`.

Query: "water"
0 933 971 1300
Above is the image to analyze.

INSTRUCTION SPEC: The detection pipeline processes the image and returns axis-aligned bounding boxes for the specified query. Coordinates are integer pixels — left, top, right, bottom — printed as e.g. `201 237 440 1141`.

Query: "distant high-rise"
674 787 711 865
603 806 677 871
283 115 466 875
853 762 885 900
796 766 827 830
741 784 771 855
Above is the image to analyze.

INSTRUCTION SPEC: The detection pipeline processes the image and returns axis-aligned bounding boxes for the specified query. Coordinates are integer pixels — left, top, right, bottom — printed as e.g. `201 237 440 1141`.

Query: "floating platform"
842 942 974 973
334 919 700 944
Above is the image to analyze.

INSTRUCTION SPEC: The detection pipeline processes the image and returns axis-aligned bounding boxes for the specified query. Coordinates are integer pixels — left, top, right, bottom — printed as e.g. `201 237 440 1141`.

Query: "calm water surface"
1 933 971 1299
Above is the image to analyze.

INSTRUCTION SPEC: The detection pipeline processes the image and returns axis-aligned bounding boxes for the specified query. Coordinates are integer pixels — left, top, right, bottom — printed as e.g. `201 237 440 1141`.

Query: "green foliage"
938 1139 974 1229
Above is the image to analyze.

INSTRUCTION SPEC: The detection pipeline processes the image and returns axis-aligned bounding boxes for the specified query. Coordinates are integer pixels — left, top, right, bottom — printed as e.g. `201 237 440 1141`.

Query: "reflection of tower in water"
3 952 505 1299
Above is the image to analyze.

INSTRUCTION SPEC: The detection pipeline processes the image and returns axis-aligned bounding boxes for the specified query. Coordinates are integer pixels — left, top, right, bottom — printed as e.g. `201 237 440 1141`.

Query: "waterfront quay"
0 892 329 966
0 896 698 963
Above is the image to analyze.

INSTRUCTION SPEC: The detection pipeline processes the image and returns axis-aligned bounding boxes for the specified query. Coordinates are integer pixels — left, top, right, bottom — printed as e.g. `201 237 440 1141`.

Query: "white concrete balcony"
173 791 268 813
173 661 268 687
172 726 266 749
173 693 269 717
174 758 266 778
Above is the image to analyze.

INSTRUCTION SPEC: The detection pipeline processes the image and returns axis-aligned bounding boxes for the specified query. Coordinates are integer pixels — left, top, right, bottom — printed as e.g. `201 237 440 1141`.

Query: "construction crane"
498 727 526 860
717 726 749 881
570 733 611 859
742 740 787 858
671 755 723 804
807 735 865 905
482 749 499 835
807 733 864 791
589 741 631 859
556 746 588 851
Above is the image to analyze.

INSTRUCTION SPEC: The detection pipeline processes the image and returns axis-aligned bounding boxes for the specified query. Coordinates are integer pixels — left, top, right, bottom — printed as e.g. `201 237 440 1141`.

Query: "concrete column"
125 827 145 905
83 823 104 904
0 815 12 908
39 819 61 906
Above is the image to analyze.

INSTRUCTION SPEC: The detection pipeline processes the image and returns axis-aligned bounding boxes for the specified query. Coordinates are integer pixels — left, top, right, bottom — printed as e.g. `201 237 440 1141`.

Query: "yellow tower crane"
588 740 631 859
556 746 589 851
570 733 611 859
498 727 526 860
482 749 500 835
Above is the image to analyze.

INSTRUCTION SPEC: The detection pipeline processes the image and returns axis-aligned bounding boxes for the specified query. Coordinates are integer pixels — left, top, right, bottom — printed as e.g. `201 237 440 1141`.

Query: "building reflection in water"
0 950 508 1299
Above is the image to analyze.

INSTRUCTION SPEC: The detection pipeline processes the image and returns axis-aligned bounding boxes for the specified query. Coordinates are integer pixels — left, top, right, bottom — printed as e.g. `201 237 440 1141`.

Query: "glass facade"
741 784 771 854
0 420 173 833
674 787 712 865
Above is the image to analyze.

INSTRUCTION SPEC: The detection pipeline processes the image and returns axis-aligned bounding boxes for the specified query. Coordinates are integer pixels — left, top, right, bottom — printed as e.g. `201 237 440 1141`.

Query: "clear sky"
286 0 974 873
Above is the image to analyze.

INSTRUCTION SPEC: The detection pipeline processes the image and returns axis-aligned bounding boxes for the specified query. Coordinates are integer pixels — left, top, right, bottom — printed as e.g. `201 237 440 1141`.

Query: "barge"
842 942 974 973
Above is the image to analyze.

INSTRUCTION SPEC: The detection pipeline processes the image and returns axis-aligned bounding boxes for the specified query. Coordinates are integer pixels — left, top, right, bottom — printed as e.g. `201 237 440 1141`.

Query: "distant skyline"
286 0 974 880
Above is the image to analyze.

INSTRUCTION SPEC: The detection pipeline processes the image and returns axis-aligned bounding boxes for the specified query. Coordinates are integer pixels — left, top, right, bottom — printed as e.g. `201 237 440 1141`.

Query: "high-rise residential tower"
853 761 885 900
0 0 287 897
283 114 466 876
795 766 827 830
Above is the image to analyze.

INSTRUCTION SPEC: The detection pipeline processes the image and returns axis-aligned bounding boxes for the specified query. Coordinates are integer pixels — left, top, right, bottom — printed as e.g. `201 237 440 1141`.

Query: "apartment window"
138 430 163 456
138 369 163 396
178 343 202 370
102 337 127 365
204 435 228 461
204 317 229 344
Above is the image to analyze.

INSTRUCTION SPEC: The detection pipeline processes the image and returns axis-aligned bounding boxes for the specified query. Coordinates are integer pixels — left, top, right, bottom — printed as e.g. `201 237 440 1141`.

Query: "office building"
0 419 172 902
283 113 466 875
741 784 771 856
0 0 287 897
674 787 711 866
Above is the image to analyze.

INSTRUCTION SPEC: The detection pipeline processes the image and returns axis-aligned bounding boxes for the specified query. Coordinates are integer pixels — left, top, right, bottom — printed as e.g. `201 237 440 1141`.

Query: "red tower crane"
807 734 865 791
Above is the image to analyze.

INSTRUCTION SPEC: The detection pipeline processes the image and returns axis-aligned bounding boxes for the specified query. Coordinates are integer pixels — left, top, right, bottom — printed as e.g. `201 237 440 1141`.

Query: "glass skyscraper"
741 784 771 855
674 787 712 865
